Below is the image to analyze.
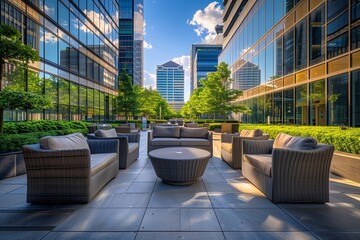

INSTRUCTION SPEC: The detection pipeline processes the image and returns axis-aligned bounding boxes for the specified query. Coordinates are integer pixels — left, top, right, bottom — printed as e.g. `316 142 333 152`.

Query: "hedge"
239 124 360 155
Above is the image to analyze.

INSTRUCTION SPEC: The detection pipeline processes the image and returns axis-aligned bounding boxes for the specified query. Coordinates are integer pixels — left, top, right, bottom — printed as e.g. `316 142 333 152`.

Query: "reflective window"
295 84 308 125
69 48 79 74
274 91 282 124
79 52 87 76
310 79 326 125
328 73 349 126
284 88 294 124
70 12 78 38
44 73 58 120
310 4 325 65
58 1 69 31
327 32 348 59
259 50 266 84
59 39 69 70
44 30 58 64
352 0 360 22
327 0 348 21
266 43 274 81
352 26 360 50
283 28 294 75
275 37 283 77
265 0 273 32
352 70 360 126
327 10 348 36
44 0 57 21
295 18 307 71
265 93 273 122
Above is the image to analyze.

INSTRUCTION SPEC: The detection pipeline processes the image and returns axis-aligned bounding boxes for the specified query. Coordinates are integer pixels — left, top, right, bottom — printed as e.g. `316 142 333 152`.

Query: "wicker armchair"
221 129 270 169
88 132 140 169
242 133 334 203
22 139 119 204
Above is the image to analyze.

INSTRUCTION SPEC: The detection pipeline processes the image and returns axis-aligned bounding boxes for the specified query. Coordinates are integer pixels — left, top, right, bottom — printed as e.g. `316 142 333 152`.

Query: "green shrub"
208 123 221 130
238 124 360 154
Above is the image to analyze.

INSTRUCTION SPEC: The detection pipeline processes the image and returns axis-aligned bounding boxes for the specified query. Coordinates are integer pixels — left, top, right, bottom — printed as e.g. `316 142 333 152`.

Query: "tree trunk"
125 112 128 123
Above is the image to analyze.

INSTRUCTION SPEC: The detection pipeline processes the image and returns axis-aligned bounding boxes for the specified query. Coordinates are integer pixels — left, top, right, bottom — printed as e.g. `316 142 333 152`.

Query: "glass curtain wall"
328 73 349 125
309 79 326 125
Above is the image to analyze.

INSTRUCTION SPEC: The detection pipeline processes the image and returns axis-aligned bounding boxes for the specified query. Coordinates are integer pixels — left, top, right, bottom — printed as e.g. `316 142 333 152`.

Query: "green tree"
0 24 42 133
116 69 138 123
199 62 248 120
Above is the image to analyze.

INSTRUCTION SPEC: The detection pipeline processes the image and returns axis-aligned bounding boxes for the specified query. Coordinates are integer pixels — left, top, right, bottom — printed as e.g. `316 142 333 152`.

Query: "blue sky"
143 0 223 101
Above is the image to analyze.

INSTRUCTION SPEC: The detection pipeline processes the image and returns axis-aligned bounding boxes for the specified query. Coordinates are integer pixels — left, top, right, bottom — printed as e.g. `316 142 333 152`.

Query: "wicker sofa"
221 129 270 169
148 126 213 156
242 133 334 203
88 128 140 169
22 133 119 204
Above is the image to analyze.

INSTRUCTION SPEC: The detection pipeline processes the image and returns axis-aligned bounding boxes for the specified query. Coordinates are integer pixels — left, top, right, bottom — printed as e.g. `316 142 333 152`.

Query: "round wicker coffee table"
149 147 211 185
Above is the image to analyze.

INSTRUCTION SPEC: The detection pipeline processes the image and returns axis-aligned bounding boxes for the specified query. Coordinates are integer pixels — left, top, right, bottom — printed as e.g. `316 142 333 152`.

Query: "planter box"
331 151 360 183
0 151 26 180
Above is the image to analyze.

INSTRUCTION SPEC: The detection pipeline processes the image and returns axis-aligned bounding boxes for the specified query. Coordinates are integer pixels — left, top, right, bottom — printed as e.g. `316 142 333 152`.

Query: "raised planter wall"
331 151 360 183
0 152 26 180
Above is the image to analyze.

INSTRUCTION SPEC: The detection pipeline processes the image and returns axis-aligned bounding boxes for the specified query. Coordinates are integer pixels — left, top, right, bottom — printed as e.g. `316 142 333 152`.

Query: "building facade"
220 0 360 126
156 61 184 111
190 44 222 93
1 0 119 122
119 0 143 86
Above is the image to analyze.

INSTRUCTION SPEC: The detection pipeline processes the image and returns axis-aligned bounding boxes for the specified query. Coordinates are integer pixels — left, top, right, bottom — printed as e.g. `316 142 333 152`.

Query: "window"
352 70 360 126
295 84 308 125
327 0 348 21
327 10 348 36
58 39 69 70
44 30 58 64
266 43 274 81
275 37 283 77
44 0 57 21
328 73 349 126
352 0 360 22
284 88 294 124
327 32 348 59
352 26 360 50
295 18 307 70
58 2 69 31
274 91 282 124
310 79 326 125
310 4 325 65
283 28 294 75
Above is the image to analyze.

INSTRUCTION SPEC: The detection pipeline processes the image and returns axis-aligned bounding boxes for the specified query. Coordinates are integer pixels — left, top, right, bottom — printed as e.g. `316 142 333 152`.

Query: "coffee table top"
148 147 211 161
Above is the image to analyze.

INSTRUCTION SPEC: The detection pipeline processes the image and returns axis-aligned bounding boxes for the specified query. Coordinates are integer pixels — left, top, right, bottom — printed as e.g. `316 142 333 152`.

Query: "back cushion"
273 133 318 150
180 127 208 138
240 129 263 137
99 128 118 138
128 123 136 129
40 133 89 150
153 126 180 138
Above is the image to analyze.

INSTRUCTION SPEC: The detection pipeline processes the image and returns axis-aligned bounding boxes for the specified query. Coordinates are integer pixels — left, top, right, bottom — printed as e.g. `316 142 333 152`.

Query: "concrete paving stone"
311 231 360 240
282 208 360 231
54 208 145 231
208 192 277 208
88 193 151 208
139 208 180 231
204 182 264 195
180 208 221 231
215 208 305 232
148 191 211 208
223 231 317 240
0 231 49 240
0 184 24 195
135 232 225 240
153 181 206 193
42 232 136 240
201 168 226 183
126 182 155 193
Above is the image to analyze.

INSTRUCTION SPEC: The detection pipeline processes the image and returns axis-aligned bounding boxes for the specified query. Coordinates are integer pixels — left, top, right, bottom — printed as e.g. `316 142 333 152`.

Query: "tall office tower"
190 44 222 93
119 0 144 86
1 0 119 123
156 61 184 111
219 0 360 126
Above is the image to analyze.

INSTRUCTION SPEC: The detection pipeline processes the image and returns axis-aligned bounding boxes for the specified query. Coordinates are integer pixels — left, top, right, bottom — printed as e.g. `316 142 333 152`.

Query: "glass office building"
1 0 119 122
156 61 184 111
220 0 360 126
119 0 143 86
190 44 222 93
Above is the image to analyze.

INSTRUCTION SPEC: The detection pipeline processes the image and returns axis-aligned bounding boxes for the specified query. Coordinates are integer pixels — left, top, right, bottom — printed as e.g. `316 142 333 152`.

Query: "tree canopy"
116 69 138 123
181 62 249 120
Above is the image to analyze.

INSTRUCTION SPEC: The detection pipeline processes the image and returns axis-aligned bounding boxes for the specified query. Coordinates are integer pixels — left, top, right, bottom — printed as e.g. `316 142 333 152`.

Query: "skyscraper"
119 0 144 86
156 61 184 111
1 0 120 122
220 0 360 126
190 44 222 93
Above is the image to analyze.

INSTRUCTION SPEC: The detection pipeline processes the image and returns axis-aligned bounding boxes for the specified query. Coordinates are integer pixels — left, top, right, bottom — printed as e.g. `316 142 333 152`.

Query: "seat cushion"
243 154 272 177
90 153 117 176
273 133 318 150
221 142 232 153
151 138 181 146
95 128 117 138
180 138 210 146
128 142 139 153
180 127 208 138
240 129 263 137
153 126 180 138
40 133 89 151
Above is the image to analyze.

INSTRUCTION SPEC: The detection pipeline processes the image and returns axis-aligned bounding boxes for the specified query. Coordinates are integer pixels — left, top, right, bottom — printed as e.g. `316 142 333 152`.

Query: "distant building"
156 61 184 111
233 61 260 91
190 44 222 93
119 0 144 86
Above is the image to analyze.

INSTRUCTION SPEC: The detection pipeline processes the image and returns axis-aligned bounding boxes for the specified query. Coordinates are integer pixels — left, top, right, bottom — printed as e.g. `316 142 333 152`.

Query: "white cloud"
144 70 156 89
172 55 191 101
144 40 153 49
188 2 223 44
80 10 113 35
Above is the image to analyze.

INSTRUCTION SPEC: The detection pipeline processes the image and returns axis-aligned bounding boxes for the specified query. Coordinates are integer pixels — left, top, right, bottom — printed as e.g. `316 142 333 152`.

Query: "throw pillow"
40 133 90 151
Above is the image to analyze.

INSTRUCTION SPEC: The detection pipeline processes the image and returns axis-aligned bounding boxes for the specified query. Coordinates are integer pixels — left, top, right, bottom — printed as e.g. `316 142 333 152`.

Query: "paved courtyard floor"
0 131 359 239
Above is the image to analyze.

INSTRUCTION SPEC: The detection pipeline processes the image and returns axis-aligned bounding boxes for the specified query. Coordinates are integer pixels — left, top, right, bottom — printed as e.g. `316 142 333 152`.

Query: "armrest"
221 133 239 143
148 131 153 141
87 139 119 155
22 144 90 170
243 139 274 154
119 133 140 143
207 132 213 142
